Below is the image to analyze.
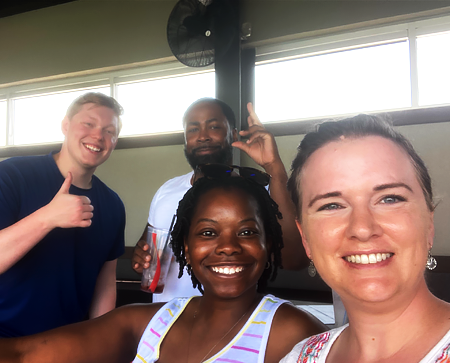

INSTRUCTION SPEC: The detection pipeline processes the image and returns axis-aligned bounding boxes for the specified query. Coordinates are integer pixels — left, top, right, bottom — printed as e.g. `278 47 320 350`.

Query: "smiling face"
62 103 119 172
184 187 268 299
297 136 434 305
183 102 236 169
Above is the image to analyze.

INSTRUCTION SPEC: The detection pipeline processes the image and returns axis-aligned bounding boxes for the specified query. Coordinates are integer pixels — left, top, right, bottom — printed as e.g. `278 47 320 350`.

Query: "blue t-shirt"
0 153 125 337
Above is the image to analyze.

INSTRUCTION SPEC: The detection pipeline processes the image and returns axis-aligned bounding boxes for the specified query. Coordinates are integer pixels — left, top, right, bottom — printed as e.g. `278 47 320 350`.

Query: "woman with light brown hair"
282 115 450 363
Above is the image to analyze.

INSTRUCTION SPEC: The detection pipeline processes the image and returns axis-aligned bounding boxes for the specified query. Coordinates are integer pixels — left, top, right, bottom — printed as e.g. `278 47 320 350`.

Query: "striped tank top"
133 294 289 363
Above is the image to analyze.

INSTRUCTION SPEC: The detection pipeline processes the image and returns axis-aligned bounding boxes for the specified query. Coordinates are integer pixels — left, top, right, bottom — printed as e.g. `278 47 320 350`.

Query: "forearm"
0 206 54 274
89 260 118 318
0 306 142 363
266 161 308 270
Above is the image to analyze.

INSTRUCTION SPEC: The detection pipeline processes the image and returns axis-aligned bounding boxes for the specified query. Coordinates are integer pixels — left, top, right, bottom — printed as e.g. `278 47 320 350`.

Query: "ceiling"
0 0 78 19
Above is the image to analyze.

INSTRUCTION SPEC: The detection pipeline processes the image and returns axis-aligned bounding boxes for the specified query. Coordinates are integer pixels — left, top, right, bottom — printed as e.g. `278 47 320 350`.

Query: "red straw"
149 232 161 293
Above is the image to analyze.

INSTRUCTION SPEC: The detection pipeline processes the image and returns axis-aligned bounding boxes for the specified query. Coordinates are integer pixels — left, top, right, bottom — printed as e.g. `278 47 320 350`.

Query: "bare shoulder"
113 303 166 339
273 303 327 338
265 303 327 363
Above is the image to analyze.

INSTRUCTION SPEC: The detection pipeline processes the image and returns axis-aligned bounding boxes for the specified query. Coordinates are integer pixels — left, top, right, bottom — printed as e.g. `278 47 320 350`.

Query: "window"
255 41 411 122
417 30 450 106
116 71 214 136
1 14 450 150
12 87 110 146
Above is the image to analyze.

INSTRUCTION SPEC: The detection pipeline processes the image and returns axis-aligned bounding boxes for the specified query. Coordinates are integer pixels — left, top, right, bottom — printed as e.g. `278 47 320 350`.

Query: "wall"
242 1 450 44
2 1 450 255
0 0 177 84
95 143 191 247
2 1 450 84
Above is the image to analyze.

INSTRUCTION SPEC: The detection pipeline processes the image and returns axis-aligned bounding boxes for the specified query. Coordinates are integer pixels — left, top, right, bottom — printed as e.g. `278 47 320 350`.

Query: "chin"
342 281 400 305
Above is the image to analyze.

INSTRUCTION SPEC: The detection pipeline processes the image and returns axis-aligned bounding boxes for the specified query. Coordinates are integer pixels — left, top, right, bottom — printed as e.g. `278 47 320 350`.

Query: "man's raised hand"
44 172 94 229
231 102 282 171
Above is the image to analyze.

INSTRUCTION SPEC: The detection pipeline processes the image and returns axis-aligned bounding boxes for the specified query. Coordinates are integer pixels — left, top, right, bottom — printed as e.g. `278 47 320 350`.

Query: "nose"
197 126 211 143
91 127 104 140
346 205 383 242
215 233 243 256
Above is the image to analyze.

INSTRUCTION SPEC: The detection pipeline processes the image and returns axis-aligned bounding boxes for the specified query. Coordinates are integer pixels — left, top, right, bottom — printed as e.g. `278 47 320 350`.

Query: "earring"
186 263 192 275
265 261 271 270
426 250 437 270
308 260 317 277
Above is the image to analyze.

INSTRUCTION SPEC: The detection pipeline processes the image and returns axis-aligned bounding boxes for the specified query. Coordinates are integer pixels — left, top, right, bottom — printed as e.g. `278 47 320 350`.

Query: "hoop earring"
186 264 192 275
265 261 271 270
308 260 317 277
426 250 437 270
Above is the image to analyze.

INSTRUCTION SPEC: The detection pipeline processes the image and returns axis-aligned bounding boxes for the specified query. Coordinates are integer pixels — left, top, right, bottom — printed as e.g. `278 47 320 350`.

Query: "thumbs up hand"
44 172 94 229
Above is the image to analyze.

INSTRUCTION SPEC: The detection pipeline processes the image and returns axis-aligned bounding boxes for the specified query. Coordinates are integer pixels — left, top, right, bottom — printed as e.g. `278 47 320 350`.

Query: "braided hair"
171 176 284 294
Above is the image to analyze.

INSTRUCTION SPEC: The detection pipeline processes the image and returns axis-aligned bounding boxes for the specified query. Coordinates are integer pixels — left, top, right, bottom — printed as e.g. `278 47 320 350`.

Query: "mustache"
191 145 221 153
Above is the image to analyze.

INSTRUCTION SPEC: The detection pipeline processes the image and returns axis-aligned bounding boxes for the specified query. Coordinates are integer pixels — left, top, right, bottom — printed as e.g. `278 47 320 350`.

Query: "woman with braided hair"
0 173 325 363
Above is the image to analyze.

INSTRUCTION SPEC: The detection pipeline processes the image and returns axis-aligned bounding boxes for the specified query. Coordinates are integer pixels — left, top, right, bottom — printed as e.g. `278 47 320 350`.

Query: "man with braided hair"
132 98 307 302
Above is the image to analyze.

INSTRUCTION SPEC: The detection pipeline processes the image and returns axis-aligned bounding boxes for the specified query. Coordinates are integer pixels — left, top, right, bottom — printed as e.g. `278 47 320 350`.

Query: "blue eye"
317 203 342 211
380 195 406 204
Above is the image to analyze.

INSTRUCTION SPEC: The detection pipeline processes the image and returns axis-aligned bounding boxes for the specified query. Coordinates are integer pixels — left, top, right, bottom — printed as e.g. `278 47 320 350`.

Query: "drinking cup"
140 226 173 294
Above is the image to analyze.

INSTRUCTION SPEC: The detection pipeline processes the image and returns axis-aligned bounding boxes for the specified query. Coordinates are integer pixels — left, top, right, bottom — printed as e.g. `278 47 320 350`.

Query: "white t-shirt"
280 324 450 363
147 171 199 303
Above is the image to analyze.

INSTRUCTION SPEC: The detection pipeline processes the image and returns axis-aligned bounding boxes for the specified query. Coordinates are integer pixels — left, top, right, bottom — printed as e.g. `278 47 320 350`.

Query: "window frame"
1 13 450 158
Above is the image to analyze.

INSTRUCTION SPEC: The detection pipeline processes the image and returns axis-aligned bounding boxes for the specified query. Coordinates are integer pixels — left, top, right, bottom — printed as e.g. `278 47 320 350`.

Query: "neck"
53 150 95 189
197 289 261 321
337 281 450 361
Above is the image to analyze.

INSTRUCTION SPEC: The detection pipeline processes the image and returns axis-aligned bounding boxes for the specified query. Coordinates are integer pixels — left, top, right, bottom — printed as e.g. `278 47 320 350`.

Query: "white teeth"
368 254 377 264
85 144 101 152
345 253 392 265
211 266 243 275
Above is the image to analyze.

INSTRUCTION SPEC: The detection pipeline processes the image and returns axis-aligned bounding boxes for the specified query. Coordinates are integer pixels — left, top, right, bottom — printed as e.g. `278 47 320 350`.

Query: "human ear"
296 219 312 259
61 116 70 136
232 128 238 142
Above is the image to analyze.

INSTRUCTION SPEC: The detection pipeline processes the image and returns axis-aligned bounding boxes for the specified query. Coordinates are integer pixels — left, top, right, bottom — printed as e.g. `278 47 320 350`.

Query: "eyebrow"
307 183 413 208
186 118 219 126
308 192 341 208
373 182 413 192
195 217 258 224
195 218 217 224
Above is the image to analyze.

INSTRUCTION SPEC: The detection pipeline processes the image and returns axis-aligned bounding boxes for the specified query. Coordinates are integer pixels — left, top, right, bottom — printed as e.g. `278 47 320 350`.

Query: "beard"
184 144 233 170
